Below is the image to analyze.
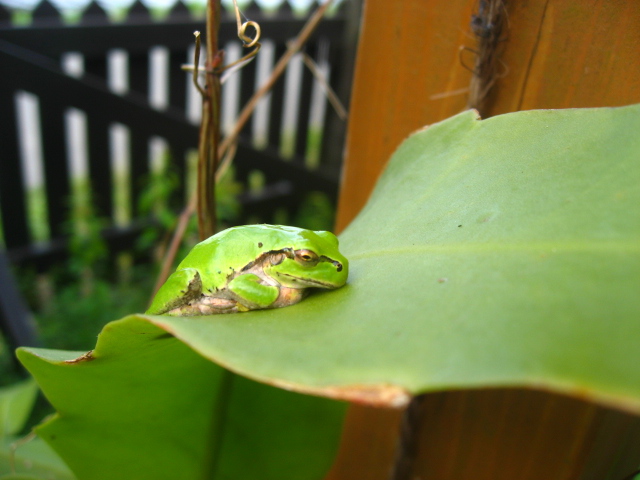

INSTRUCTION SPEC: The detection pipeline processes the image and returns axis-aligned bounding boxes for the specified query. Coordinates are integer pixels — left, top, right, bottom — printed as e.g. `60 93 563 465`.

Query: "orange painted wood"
336 0 640 232
330 0 640 478
411 390 640 480
334 0 475 233
485 0 640 115
323 405 403 480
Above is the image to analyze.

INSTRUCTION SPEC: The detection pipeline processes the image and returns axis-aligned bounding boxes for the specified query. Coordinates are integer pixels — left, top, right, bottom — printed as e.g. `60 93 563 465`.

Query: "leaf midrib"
348 240 640 259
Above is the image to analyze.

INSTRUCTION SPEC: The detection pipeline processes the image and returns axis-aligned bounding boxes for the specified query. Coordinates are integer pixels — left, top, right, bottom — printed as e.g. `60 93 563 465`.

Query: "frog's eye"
295 249 319 266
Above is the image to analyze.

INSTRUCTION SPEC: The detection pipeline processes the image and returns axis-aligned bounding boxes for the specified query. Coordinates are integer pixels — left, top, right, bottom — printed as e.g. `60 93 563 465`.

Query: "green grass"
33 270 154 351
280 130 296 159
112 170 131 227
305 127 323 169
279 126 324 168
26 186 50 243
0 331 22 387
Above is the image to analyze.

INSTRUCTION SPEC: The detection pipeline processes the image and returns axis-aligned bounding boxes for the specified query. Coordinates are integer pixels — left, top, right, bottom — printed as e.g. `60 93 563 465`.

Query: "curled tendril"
238 20 261 47
182 0 261 84
191 31 206 96
219 0 262 72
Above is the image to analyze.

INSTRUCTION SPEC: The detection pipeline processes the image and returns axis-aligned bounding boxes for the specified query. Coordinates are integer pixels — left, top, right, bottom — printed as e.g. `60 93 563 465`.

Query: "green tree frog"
146 224 349 316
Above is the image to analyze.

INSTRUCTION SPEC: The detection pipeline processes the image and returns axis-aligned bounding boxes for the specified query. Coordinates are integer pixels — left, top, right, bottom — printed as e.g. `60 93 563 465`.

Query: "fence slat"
238 49 258 144
84 52 108 82
129 50 149 99
39 95 72 239
0 41 198 140
293 44 314 160
129 131 149 218
168 49 187 111
267 42 287 150
87 118 114 219
320 35 350 170
0 89 31 249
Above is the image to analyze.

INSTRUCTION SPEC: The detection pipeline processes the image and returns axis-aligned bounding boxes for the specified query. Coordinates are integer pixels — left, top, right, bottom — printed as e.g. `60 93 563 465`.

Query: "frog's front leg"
227 273 280 311
270 286 308 308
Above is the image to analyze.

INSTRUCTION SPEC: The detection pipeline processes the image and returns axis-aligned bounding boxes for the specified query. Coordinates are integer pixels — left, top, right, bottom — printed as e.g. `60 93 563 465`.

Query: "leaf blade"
140 105 640 411
18 317 346 480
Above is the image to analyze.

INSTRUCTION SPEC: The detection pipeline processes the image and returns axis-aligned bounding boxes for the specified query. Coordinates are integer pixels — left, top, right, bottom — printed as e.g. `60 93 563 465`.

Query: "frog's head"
264 230 349 289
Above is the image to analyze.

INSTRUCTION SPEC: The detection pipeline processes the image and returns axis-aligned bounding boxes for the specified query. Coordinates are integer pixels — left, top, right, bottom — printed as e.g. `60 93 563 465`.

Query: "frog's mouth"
278 273 336 289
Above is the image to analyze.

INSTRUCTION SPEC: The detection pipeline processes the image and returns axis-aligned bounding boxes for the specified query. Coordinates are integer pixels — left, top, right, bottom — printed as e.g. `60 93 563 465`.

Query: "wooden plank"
238 50 258 146
233 139 339 195
39 95 71 239
6 220 155 268
406 390 640 480
320 0 362 172
83 53 107 83
267 43 288 151
169 49 187 111
129 129 149 219
335 0 476 232
336 0 640 233
128 50 150 100
319 36 349 171
486 0 640 115
331 0 640 479
0 87 31 249
294 43 315 160
0 40 198 145
87 117 113 220
0 15 347 57
324 406 403 480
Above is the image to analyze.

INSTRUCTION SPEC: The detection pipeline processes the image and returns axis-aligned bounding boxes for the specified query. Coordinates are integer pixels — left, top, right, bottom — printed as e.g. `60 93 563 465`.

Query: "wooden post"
329 1 640 478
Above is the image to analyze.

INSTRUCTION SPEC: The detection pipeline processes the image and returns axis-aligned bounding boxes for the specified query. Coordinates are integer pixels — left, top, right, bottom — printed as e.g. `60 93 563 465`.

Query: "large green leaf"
0 379 37 438
17 318 346 480
0 379 74 479
85 104 639 411
0 436 75 480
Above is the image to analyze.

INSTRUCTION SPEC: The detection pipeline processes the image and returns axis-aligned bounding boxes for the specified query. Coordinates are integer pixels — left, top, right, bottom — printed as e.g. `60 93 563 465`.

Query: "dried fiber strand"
388 394 426 480
466 0 509 113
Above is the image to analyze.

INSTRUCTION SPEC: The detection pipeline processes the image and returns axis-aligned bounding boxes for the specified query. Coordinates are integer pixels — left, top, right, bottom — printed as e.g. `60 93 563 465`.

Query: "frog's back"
176 225 317 287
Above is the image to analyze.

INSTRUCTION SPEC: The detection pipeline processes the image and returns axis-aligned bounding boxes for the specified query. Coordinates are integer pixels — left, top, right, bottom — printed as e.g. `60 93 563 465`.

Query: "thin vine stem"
195 0 222 241
298 48 347 121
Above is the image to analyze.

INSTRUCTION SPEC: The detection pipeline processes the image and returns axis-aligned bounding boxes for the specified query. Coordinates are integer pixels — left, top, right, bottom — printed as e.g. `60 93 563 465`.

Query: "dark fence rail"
0 0 357 270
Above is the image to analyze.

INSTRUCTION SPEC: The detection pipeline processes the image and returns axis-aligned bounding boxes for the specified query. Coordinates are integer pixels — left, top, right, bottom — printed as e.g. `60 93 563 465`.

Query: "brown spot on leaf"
268 379 411 408
64 350 95 364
